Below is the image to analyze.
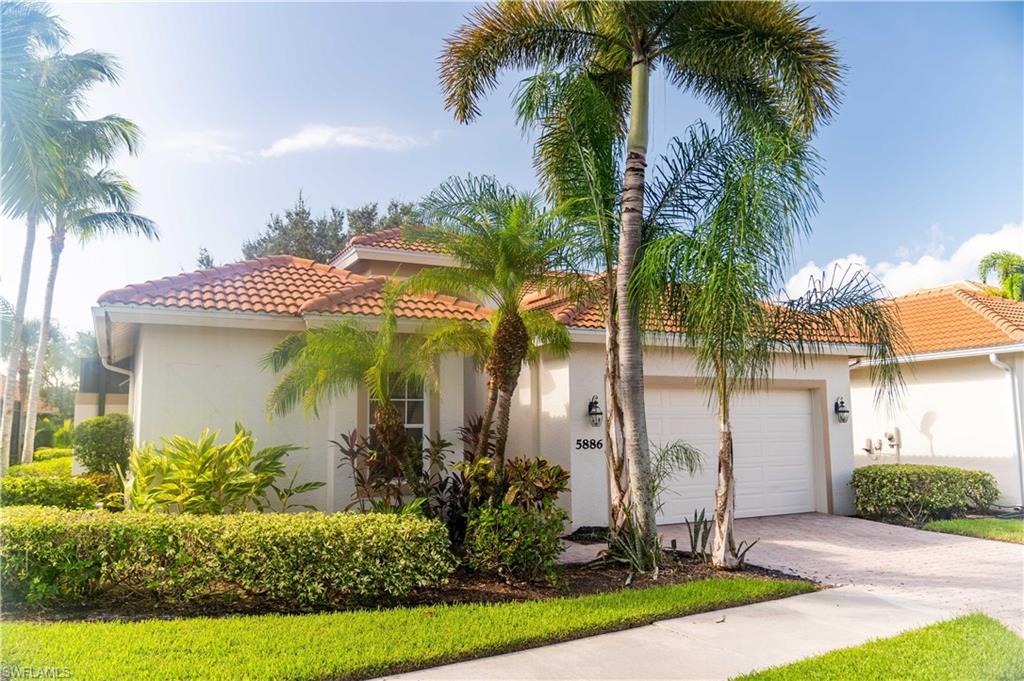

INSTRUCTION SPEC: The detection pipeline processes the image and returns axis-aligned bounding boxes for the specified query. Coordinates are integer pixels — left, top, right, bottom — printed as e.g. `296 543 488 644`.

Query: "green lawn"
924 517 1024 544
736 614 1024 681
2 577 811 681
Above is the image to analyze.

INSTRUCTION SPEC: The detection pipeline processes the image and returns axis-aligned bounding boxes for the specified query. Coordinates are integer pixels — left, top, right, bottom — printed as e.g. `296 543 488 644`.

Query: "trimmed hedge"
0 506 454 609
33 447 74 462
9 456 71 478
851 464 999 525
0 477 99 510
73 413 133 475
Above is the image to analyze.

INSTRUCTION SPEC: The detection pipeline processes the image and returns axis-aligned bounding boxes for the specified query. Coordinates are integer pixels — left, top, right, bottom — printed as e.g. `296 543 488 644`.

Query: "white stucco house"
851 282 1024 508
91 229 871 527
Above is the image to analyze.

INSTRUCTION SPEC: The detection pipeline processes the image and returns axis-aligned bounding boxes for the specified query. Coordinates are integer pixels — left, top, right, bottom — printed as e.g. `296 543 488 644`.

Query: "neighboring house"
73 356 130 423
92 228 868 525
851 282 1024 508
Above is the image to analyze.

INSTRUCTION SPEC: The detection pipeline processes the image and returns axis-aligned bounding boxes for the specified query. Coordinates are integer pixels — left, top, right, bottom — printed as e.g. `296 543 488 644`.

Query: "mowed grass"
924 517 1024 544
736 614 1024 681
2 577 811 681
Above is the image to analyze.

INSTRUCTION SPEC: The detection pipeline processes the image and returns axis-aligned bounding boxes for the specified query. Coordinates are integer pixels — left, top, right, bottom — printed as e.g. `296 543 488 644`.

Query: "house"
91 228 868 526
850 282 1024 508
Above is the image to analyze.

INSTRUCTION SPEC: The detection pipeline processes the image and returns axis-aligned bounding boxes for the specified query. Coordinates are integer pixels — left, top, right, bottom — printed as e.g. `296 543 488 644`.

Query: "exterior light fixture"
834 397 850 424
587 395 603 428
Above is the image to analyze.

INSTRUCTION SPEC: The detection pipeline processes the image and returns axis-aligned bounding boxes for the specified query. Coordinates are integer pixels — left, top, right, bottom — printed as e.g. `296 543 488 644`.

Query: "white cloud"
787 222 1024 298
159 130 251 163
260 125 438 157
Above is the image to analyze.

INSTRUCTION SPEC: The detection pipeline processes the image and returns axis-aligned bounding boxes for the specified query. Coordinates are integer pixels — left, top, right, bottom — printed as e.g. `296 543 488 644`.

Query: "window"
368 377 426 445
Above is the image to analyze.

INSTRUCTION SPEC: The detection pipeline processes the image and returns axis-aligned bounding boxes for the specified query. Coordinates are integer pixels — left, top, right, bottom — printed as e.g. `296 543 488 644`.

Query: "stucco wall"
851 353 1023 506
129 323 469 512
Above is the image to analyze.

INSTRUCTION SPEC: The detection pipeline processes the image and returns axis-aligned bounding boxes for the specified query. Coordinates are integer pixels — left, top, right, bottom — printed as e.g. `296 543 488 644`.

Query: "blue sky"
2 1 1022 333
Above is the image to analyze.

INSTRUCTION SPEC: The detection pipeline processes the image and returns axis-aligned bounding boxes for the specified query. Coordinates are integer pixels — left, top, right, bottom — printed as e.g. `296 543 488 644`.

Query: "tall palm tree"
0 2 138 469
402 176 572 483
442 1 842 547
978 251 1024 301
633 125 904 567
20 162 156 464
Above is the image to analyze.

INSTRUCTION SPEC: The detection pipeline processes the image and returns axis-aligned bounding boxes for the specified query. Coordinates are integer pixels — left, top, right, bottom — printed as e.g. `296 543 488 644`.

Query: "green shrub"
0 478 99 510
35 417 74 449
851 464 999 525
464 502 566 583
34 447 74 461
0 506 453 609
124 423 323 513
73 413 133 475
9 456 71 478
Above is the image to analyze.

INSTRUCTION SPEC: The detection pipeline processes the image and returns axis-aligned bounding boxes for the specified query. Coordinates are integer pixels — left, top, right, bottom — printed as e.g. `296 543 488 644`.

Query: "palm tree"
442 1 842 547
20 163 156 464
979 251 1024 301
263 283 443 491
0 2 139 468
633 125 904 567
402 176 572 484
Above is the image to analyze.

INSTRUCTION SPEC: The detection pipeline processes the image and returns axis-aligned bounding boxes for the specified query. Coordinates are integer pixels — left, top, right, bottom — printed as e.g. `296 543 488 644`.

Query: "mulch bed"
2 552 812 624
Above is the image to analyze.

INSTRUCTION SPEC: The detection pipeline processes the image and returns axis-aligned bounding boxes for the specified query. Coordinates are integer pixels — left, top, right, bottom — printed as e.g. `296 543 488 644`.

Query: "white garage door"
647 385 816 523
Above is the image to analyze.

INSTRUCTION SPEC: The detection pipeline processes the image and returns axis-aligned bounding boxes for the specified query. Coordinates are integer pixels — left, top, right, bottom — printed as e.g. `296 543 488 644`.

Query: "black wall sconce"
587 395 603 427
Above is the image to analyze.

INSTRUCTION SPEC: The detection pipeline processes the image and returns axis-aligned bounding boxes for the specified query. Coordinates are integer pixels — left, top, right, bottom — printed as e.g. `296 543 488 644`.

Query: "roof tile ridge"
953 289 1024 341
299 276 388 313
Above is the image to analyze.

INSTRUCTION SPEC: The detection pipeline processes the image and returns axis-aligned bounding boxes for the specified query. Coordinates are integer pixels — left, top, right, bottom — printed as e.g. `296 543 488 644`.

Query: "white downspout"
100 312 134 419
989 353 1024 509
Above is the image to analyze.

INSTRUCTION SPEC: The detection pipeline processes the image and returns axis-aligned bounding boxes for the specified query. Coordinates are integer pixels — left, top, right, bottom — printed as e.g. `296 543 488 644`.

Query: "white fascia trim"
332 246 458 270
96 304 306 332
853 342 1024 367
302 312 445 334
566 326 866 355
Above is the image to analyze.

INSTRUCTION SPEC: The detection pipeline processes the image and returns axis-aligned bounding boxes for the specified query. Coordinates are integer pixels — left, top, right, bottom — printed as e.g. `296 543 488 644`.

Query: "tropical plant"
442 0 843 555
19 66 156 465
685 509 712 563
978 251 1024 301
632 124 904 567
264 283 441 496
464 501 567 584
122 423 321 514
1 2 142 469
402 175 573 484
502 457 570 511
34 417 74 449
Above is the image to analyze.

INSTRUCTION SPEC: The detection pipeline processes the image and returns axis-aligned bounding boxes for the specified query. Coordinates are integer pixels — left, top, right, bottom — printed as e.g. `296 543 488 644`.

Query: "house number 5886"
575 438 604 450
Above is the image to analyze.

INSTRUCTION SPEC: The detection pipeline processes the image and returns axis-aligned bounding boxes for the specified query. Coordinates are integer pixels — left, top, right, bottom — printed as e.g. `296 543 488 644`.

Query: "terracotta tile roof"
98 255 489 321
333 227 445 262
887 282 1024 354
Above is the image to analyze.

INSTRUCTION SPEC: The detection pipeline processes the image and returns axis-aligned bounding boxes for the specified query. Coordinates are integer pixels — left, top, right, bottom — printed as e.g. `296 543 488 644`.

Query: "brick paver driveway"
659 513 1024 634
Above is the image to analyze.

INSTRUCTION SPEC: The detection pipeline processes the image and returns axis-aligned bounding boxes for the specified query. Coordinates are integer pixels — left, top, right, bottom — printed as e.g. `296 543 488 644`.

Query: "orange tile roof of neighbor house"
887 282 1024 355
98 256 489 321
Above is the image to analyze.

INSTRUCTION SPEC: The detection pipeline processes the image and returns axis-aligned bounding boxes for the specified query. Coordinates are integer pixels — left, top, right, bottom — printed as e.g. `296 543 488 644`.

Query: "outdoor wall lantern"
587 395 604 427
834 396 850 423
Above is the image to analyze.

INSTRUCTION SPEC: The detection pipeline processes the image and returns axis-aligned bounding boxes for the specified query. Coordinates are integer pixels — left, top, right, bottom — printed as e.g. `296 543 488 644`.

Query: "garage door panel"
650 386 816 523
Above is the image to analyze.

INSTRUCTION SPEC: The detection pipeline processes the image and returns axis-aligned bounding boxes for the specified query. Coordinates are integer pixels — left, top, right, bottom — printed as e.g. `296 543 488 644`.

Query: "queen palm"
978 251 1024 301
402 175 572 480
20 160 156 464
633 125 904 567
442 0 842 547
263 283 442 490
1 2 142 467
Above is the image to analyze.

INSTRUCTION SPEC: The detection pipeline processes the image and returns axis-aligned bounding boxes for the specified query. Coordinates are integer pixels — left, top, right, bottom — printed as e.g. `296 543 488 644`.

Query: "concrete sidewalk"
382 586 953 680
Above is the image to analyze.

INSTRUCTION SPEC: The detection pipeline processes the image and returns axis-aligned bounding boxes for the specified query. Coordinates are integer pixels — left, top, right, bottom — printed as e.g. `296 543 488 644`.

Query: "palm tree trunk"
711 379 739 569
1 213 38 473
617 52 656 548
492 379 517 492
20 225 65 464
475 381 499 461
603 278 628 535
